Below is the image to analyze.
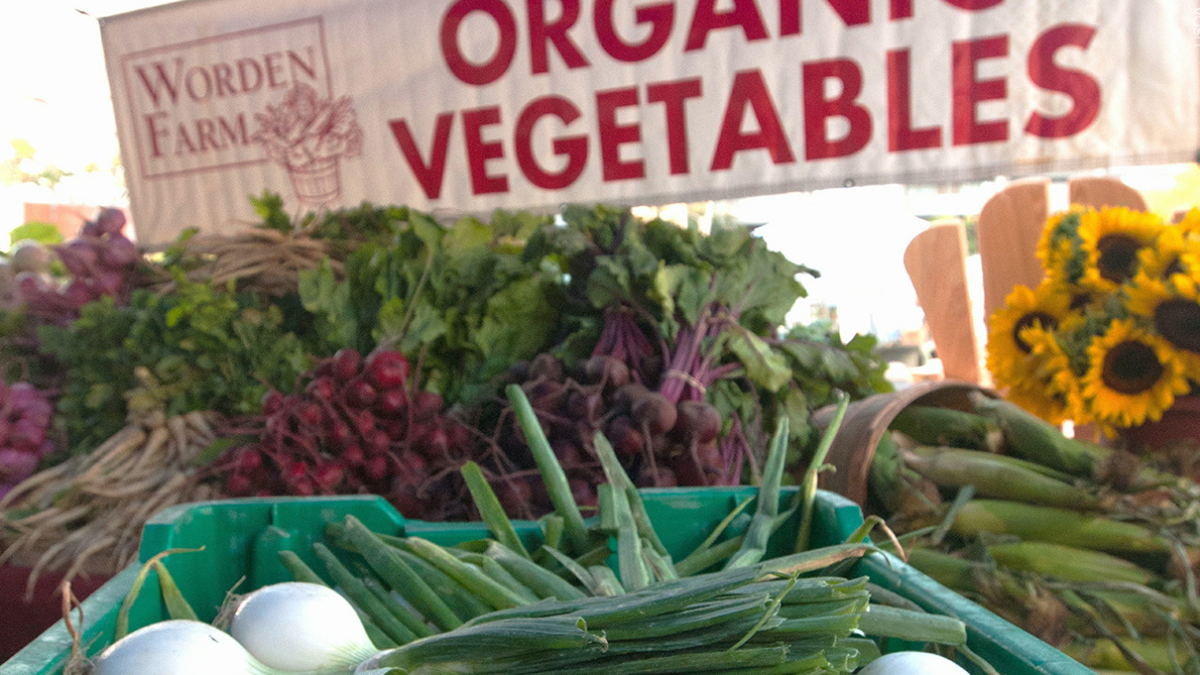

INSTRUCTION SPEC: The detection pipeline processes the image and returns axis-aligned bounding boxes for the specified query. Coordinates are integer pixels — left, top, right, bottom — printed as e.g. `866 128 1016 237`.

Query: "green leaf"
661 264 710 329
584 257 632 308
376 297 407 341
443 217 494 267
410 211 445 250
298 259 356 348
395 300 447 354
474 277 558 376
727 325 791 392
648 261 677 322
8 221 63 248
781 388 811 442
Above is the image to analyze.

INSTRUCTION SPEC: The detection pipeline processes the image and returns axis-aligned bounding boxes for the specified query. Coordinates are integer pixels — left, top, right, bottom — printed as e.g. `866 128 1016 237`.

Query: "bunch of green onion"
86 387 979 675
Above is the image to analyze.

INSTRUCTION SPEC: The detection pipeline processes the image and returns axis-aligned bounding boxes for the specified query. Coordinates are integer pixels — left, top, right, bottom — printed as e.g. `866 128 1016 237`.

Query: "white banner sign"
100 0 1200 246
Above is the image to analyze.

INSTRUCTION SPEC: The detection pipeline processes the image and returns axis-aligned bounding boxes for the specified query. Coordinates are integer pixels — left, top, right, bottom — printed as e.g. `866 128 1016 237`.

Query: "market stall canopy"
97 0 1200 246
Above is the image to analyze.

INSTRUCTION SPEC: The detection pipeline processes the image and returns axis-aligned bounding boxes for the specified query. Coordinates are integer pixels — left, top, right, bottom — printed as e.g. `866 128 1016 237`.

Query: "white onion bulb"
230 581 378 672
857 650 972 675
93 620 259 675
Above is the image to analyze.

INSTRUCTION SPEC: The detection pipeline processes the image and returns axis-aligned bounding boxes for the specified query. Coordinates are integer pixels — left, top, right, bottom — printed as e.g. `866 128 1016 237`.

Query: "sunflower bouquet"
987 206 1200 433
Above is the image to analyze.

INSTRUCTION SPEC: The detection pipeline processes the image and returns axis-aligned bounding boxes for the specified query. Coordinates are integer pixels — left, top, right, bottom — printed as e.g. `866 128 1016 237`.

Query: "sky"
0 2 171 199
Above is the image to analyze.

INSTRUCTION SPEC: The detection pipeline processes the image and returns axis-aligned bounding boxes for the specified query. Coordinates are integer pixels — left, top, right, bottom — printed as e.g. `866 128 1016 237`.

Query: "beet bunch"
219 348 472 519
496 352 732 511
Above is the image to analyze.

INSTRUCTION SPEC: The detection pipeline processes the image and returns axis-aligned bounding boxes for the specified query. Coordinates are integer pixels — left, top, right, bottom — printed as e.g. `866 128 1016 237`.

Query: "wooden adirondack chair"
903 176 1147 387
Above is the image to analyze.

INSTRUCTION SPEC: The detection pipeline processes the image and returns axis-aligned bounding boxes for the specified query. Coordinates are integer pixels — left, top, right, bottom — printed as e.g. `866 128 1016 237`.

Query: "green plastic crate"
0 489 1090 675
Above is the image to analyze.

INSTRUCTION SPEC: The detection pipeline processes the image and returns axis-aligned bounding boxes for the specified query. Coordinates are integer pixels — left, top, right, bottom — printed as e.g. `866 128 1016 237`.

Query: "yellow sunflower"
1136 225 1196 283
1006 378 1074 426
1126 272 1200 378
1177 207 1200 239
1077 207 1165 294
1082 319 1190 429
1011 325 1084 425
986 281 1073 386
1036 208 1086 272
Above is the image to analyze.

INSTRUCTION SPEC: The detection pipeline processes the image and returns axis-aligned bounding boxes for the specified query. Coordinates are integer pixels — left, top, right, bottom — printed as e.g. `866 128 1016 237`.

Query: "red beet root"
496 478 533 516
584 355 629 388
342 443 365 466
528 353 564 382
375 388 408 416
292 478 315 497
299 403 325 428
260 389 283 415
381 418 407 441
566 390 602 422
305 377 336 401
612 383 650 411
354 410 377 436
447 425 473 451
674 400 722 444
328 420 353 448
411 391 443 422
605 416 643 457
93 207 126 236
234 447 263 472
314 460 345 489
283 461 309 485
345 378 377 408
366 429 391 456
225 473 253 496
636 466 678 488
422 426 450 458
551 440 583 466
569 478 597 507
632 393 677 436
365 456 389 481
333 348 362 382
365 350 409 390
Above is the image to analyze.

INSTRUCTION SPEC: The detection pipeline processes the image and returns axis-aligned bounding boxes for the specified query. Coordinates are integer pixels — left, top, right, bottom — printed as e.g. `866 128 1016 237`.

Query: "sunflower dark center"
1096 235 1142 283
1101 341 1164 394
1155 300 1200 353
1069 293 1092 311
1013 312 1057 353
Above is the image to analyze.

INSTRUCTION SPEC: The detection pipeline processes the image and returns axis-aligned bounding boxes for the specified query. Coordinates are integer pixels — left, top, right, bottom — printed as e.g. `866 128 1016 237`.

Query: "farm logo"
121 17 339 191
252 83 363 207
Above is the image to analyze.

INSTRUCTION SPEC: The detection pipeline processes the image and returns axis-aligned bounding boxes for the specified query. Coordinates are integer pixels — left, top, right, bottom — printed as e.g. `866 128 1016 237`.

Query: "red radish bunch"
219 348 471 519
0 381 56 500
16 208 140 325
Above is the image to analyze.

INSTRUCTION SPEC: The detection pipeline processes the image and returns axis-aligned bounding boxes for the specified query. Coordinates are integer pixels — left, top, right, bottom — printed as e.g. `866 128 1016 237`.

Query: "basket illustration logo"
253 82 363 208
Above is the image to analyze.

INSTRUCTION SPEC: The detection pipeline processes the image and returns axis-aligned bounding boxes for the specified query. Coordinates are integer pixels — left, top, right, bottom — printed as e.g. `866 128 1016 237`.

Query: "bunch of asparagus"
871 393 1200 674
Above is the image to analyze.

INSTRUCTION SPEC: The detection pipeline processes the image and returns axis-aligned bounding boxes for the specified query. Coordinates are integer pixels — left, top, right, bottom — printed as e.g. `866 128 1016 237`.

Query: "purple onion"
10 418 46 451
9 382 37 407
92 208 127 236
0 448 38 481
99 234 139 268
90 269 124 297
57 240 99 277
15 272 46 302
62 279 97 307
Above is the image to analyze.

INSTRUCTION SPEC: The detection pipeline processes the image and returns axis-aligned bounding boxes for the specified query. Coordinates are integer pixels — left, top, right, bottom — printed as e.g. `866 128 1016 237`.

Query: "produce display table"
0 565 108 663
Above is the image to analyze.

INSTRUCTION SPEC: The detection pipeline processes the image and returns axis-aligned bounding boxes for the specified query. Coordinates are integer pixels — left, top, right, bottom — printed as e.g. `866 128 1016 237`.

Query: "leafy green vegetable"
39 281 310 453
299 209 561 405
8 221 63 249
285 196 889 469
